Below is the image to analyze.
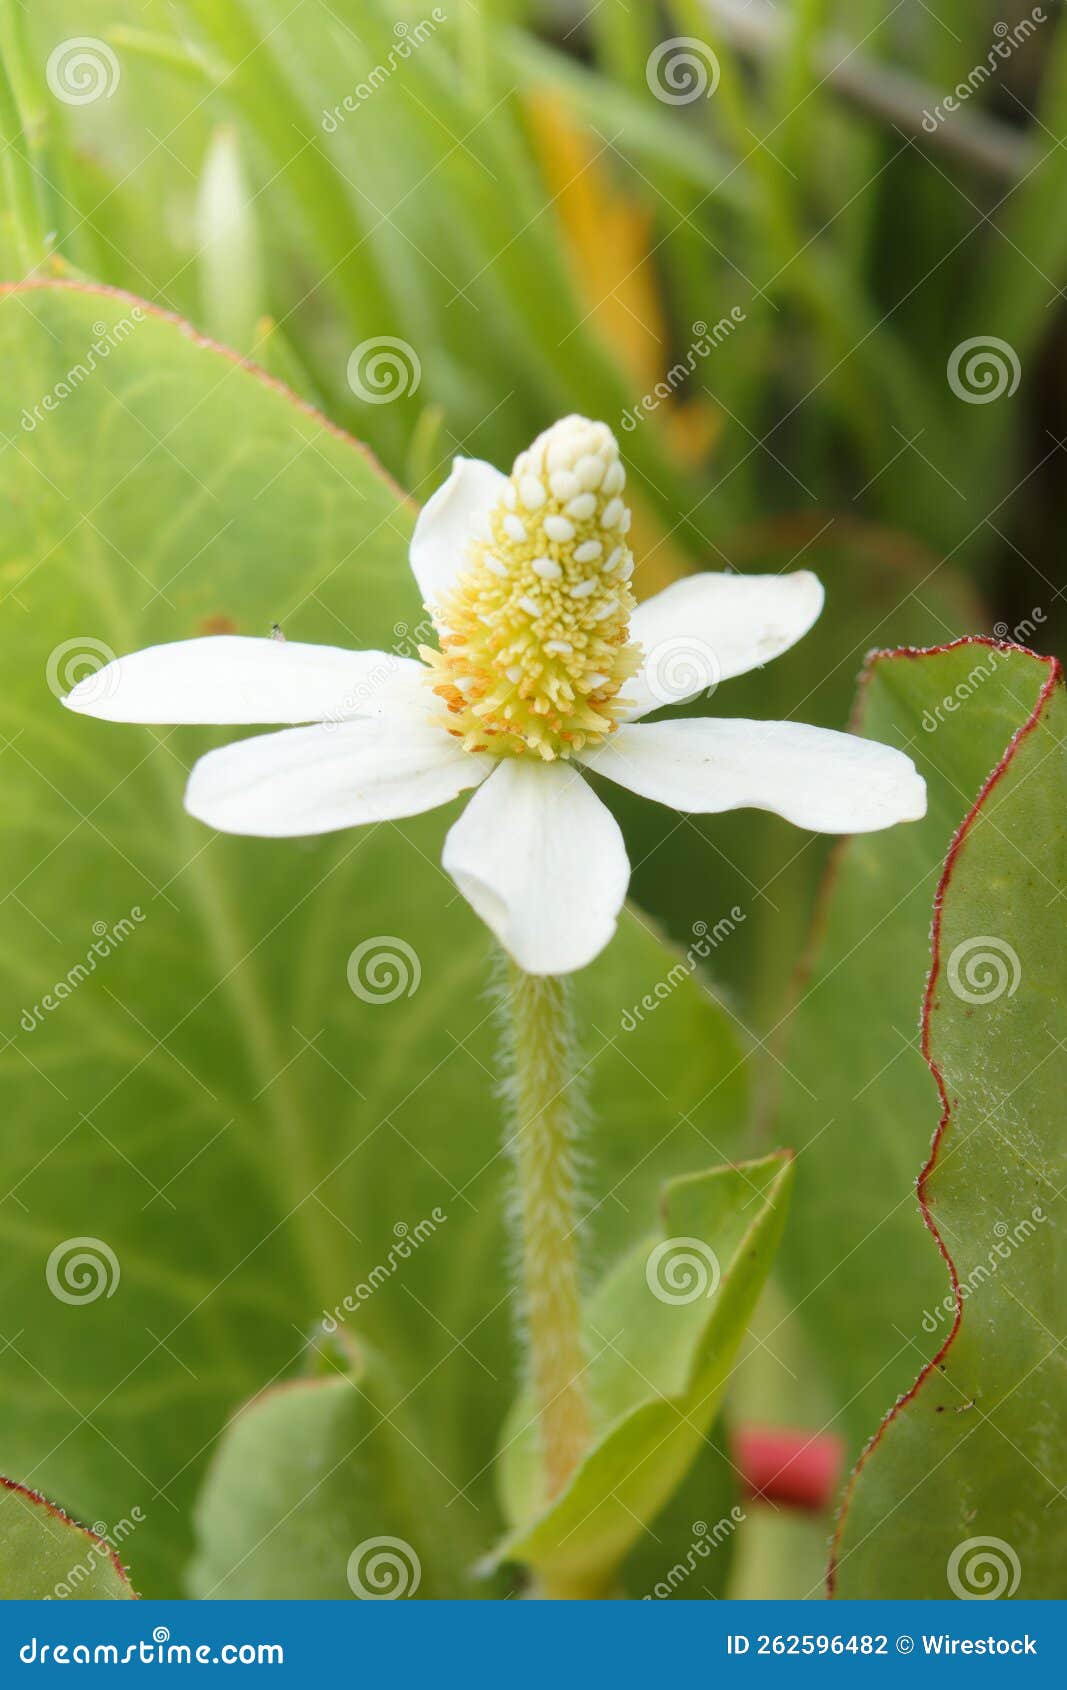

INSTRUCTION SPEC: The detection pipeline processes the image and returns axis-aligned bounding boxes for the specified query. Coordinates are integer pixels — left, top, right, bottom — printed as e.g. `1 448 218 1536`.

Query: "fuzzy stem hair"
498 961 591 1501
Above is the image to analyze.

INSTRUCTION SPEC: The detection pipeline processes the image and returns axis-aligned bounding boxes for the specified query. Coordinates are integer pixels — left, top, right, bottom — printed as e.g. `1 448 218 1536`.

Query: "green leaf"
189 1341 490 1599
772 642 1061 1464
831 654 1067 1599
0 281 750 1596
492 1152 792 1595
0 1476 136 1599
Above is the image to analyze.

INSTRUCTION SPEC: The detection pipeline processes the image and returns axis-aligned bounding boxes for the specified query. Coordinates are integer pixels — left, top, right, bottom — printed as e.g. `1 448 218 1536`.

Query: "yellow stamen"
421 417 641 760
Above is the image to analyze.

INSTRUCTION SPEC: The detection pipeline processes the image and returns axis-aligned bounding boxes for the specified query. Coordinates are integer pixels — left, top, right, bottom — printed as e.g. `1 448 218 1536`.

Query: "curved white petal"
185 696 493 837
624 571 825 719
61 635 420 725
442 759 630 975
581 718 926 833
409 456 507 613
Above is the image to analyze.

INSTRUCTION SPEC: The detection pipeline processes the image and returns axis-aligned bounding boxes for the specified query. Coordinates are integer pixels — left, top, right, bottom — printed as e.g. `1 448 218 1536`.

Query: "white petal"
624 571 825 719
442 759 630 975
61 636 418 725
185 696 493 837
581 719 927 833
409 456 507 613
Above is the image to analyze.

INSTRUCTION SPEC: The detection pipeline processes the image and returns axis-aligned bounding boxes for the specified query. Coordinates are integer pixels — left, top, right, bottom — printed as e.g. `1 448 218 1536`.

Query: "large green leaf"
0 1476 136 1599
0 282 749 1596
772 642 1060 1467
493 1152 792 1595
831 654 1067 1599
189 1339 487 1599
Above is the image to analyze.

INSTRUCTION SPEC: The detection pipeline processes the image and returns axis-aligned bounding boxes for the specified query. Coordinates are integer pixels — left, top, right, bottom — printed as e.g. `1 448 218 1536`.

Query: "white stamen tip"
565 492 597 521
518 594 541 617
519 475 547 510
601 497 625 529
532 556 562 580
502 513 527 541
570 578 597 598
544 640 574 655
544 514 576 543
574 539 603 564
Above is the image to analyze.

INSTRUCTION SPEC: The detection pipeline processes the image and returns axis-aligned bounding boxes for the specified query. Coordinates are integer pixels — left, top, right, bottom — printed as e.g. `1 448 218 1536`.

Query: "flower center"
421 417 641 760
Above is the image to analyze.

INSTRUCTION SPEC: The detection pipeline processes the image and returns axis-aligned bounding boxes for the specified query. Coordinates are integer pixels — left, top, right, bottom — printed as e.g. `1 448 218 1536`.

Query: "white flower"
63 416 926 976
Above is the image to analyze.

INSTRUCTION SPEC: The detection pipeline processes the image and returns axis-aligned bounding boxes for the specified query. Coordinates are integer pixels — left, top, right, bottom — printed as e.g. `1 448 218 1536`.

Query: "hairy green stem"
503 966 590 1502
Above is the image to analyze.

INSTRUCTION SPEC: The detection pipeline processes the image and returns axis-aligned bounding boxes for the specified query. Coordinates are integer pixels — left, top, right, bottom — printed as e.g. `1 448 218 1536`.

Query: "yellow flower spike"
420 417 642 761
